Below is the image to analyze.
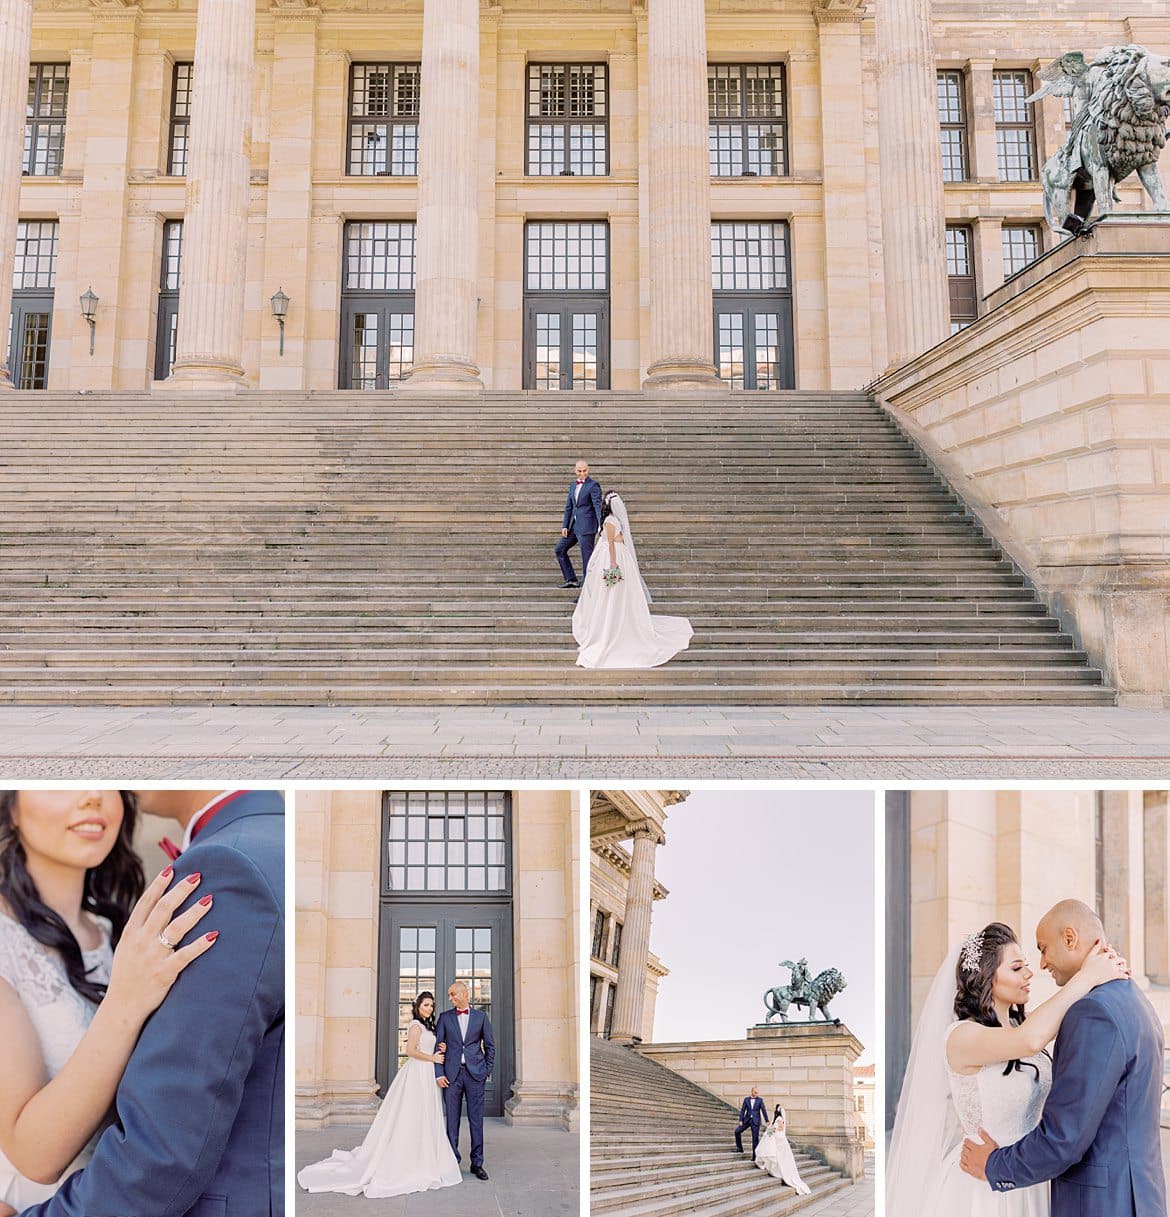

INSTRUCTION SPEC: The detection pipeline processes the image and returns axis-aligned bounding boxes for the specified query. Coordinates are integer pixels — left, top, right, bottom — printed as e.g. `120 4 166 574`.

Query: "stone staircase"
591 1037 852 1217
0 389 1112 704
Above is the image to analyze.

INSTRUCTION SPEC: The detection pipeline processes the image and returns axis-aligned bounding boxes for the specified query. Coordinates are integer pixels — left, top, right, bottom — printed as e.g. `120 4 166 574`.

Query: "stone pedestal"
642 0 724 391
166 0 255 390
876 215 1170 705
0 0 33 389
403 0 483 392
638 1022 866 1180
874 0 950 367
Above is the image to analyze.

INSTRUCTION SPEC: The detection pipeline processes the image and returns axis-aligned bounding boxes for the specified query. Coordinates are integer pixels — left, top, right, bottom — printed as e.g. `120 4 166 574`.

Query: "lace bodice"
0 910 112 1078
413 1020 437 1054
944 1019 1052 1144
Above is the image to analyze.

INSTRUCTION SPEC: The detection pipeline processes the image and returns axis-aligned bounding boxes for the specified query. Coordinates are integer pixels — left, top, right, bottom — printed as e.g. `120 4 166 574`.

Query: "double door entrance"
7 295 53 389
376 902 513 1116
523 298 609 391
713 297 795 390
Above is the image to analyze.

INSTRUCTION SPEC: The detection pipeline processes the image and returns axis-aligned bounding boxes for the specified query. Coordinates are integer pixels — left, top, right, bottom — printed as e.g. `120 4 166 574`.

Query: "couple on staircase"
555 458 693 669
736 1087 812 1195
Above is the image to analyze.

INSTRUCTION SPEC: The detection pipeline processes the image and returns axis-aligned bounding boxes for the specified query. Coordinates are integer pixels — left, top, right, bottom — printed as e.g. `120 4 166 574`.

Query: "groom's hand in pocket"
960 1129 999 1181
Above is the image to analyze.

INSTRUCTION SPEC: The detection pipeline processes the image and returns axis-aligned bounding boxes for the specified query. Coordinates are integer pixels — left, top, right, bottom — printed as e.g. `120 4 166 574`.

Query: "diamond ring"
158 932 176 950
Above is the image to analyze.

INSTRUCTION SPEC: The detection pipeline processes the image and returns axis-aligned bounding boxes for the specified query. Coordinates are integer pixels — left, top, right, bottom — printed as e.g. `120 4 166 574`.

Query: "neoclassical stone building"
297 788 579 1130
4 0 1166 394
885 788 1170 1130
589 788 683 1042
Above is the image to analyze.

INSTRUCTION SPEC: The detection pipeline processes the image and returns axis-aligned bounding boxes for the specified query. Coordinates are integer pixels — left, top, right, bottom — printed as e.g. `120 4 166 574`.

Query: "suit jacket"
562 477 603 538
433 1007 496 1083
739 1097 768 1127
22 790 285 1217
986 979 1166 1217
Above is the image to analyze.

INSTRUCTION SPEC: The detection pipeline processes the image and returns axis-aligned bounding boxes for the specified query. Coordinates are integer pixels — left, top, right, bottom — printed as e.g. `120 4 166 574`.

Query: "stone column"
166 0 256 390
0 0 33 389
609 827 658 1045
1143 792 1170 985
875 0 950 368
642 0 724 391
403 0 483 392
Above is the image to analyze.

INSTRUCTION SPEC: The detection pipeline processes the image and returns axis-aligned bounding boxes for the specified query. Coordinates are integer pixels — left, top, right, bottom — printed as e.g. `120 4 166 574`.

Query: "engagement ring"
158 932 176 950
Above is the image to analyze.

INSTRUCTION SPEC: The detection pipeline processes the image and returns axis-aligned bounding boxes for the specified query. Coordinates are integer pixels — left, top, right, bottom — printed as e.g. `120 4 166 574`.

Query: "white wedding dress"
0 909 113 1210
888 943 1053 1217
754 1111 811 1194
297 1020 462 1199
572 496 692 668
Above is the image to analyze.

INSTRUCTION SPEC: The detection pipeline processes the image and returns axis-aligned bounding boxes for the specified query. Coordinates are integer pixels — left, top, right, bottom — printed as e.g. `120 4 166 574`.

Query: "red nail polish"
187 872 201 884
198 894 213 907
161 866 173 879
205 931 219 943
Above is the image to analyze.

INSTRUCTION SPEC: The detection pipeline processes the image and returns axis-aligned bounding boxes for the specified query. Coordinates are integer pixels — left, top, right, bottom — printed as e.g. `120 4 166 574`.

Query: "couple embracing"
0 788 284 1217
889 899 1166 1216
298 980 495 1199
556 458 692 668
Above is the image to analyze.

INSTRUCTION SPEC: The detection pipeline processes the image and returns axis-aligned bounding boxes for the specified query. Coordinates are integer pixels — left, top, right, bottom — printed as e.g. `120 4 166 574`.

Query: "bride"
755 1103 811 1194
887 921 1128 1216
0 789 218 1216
298 991 462 1198
572 491 693 668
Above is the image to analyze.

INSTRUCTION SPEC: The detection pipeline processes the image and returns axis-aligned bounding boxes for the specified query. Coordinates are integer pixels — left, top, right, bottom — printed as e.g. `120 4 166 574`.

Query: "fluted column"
166 0 255 389
643 0 724 391
875 0 950 368
404 0 483 392
609 828 658 1045
0 0 33 389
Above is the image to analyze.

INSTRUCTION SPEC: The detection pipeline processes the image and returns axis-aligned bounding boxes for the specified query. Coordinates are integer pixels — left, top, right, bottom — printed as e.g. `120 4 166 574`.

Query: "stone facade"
638 1023 867 1180
296 787 580 1132
8 0 1166 393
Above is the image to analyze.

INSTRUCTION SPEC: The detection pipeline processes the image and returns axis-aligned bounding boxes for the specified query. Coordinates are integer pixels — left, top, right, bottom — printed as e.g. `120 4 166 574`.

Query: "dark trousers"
555 527 595 583
443 1064 486 1167
735 1118 762 1154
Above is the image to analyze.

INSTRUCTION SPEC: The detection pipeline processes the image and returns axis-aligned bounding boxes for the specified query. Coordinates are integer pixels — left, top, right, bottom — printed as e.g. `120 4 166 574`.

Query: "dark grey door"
339 297 415 389
7 293 53 389
713 296 794 390
522 297 610 390
154 293 179 381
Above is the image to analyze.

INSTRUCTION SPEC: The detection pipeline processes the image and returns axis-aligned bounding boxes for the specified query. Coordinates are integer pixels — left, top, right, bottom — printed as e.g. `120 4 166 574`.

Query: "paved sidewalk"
295 1120 578 1216
0 705 1168 779
798 1157 874 1217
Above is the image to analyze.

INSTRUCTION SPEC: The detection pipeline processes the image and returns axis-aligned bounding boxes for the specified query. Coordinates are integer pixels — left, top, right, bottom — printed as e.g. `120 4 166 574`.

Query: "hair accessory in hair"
959 930 985 974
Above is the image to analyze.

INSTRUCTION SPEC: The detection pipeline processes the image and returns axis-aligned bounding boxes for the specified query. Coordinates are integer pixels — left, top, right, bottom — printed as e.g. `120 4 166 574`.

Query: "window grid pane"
396 925 437 1070
525 222 608 292
526 64 607 176
455 925 493 1015
717 312 745 389
24 64 69 176
993 70 1035 181
946 224 977 331
349 65 421 176
710 221 790 292
344 221 417 291
1002 224 1041 278
18 313 51 388
13 220 58 290
535 312 561 390
937 71 968 182
160 220 183 291
708 64 787 177
386 792 508 893
387 312 414 382
168 63 192 176
754 312 781 391
572 312 598 391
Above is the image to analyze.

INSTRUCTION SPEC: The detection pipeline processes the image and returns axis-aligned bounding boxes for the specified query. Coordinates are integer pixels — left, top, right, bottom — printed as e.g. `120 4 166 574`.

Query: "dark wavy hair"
954 921 1043 1080
773 1104 785 1121
412 990 438 1032
0 790 145 1005
600 490 620 523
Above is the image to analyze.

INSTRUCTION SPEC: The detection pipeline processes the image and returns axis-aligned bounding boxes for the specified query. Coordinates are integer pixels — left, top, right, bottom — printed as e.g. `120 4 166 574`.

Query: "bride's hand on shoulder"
104 866 219 1026
1078 939 1130 990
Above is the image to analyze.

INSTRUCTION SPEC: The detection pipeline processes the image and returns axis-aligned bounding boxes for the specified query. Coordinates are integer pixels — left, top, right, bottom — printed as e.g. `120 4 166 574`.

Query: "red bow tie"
576 479 585 484
456 1008 470 1015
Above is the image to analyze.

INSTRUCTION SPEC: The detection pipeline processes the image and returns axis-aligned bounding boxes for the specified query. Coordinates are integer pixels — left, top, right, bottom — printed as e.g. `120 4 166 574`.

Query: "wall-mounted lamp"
79 287 99 356
270 287 289 356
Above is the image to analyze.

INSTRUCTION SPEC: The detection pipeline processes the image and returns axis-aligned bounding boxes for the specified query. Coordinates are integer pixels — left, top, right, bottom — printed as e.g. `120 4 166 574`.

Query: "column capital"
813 0 866 27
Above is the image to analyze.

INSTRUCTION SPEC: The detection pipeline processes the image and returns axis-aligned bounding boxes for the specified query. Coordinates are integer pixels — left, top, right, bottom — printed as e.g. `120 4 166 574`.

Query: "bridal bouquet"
603 566 623 587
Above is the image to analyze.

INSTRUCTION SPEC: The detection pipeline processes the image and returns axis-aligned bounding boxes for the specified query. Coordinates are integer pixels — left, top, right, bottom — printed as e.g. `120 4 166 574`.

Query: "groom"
734 1086 769 1158
960 899 1166 1216
555 457 603 588
21 789 285 1217
434 980 496 1181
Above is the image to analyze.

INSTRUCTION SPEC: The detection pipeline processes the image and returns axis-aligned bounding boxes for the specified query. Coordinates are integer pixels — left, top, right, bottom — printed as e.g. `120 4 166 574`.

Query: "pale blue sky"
647 789 876 1063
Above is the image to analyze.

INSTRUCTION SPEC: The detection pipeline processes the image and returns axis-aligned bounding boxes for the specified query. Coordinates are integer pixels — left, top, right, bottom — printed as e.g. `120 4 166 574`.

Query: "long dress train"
754 1113 812 1194
297 1020 462 1199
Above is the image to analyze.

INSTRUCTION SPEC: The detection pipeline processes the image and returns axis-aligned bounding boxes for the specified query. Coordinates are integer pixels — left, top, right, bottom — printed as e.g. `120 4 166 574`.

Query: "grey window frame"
1001 222 1042 279
946 223 977 332
708 63 789 178
347 62 421 177
525 62 609 177
167 62 193 176
8 219 59 390
993 69 1037 182
937 69 969 182
24 64 69 177
154 220 183 381
338 219 417 390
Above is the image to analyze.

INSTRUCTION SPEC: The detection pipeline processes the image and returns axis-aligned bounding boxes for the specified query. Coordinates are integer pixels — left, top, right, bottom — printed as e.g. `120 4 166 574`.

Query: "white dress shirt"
181 790 235 851
457 1008 470 1063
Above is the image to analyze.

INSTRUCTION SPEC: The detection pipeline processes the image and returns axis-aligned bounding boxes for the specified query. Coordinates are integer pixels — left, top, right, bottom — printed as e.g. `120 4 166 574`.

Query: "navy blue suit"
556 476 603 583
22 790 285 1217
433 1006 496 1168
986 979 1166 1217
735 1096 769 1154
